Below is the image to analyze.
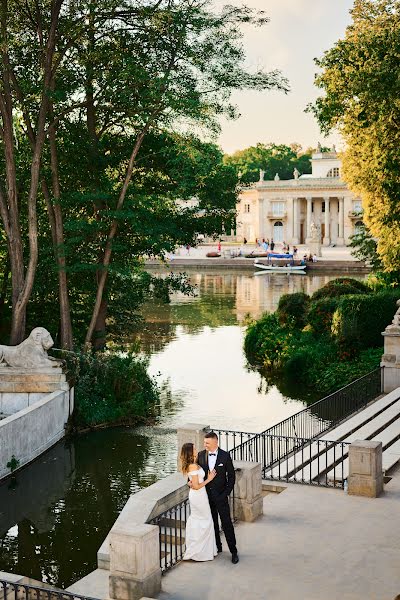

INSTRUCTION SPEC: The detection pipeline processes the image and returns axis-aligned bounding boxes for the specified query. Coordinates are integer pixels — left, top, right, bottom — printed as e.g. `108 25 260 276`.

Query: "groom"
197 431 239 564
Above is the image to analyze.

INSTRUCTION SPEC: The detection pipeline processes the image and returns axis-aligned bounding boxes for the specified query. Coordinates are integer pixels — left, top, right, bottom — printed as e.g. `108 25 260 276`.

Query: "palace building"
236 147 364 246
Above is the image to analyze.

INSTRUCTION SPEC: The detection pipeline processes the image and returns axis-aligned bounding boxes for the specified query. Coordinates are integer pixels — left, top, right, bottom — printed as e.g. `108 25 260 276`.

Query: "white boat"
254 254 307 273
254 263 306 273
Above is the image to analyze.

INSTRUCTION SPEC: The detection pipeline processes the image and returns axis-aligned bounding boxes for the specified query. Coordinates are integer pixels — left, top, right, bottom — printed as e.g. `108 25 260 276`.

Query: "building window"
244 203 250 213
273 221 284 242
322 201 325 213
311 202 314 213
327 167 340 178
354 220 364 235
271 201 285 216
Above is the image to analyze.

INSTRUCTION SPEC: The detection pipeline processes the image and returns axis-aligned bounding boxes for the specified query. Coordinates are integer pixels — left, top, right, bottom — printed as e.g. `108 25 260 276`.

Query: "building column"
305 197 312 242
337 196 345 245
292 197 299 244
323 196 330 246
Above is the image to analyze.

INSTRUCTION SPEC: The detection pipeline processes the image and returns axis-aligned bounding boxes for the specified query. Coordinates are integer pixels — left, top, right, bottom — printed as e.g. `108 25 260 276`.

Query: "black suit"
197 448 237 555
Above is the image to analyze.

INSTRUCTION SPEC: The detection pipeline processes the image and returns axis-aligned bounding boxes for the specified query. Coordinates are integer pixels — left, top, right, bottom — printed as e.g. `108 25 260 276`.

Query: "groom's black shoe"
231 553 239 564
217 548 222 554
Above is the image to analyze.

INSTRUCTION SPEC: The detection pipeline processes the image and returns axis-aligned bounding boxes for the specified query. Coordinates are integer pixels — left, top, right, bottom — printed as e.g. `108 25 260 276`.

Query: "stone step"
327 416 400 482
382 439 400 472
265 393 400 482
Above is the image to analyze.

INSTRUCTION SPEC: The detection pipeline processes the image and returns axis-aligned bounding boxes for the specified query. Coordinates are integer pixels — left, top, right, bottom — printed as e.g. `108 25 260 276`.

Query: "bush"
307 297 340 334
331 290 400 352
283 335 337 386
311 277 369 301
70 351 159 428
244 313 300 368
315 347 382 393
277 292 310 328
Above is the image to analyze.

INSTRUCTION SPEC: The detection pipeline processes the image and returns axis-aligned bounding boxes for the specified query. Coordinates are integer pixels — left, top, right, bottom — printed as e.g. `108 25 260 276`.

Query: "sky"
215 0 354 154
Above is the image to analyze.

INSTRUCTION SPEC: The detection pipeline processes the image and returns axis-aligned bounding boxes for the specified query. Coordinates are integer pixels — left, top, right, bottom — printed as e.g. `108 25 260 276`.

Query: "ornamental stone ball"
0 327 63 369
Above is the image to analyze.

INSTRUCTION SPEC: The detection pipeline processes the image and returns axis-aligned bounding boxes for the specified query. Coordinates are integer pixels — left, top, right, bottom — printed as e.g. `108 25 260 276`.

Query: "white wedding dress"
183 467 218 561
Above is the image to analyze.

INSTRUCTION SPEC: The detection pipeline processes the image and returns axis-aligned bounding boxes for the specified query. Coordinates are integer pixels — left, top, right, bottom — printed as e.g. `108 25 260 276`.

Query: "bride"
180 442 218 561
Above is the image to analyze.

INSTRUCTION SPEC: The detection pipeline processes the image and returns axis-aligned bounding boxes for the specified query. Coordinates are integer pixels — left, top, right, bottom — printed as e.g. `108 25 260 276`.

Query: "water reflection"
0 268 351 587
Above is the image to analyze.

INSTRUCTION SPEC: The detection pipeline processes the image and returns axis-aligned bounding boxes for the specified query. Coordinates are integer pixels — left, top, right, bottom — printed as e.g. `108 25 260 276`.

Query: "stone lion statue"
0 327 63 368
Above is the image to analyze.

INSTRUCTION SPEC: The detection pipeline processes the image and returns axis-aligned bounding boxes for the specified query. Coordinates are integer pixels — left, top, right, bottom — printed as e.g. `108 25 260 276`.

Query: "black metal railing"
148 499 190 573
149 470 238 573
214 367 381 461
231 433 350 488
0 579 98 600
206 428 257 452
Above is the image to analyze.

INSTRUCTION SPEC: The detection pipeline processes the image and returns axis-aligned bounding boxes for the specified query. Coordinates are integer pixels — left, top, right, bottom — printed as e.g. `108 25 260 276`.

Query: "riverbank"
145 244 370 273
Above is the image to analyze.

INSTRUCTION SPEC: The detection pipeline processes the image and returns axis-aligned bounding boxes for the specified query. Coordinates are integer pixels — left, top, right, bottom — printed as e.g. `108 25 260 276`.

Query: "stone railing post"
232 460 263 521
348 440 383 498
176 423 209 471
109 523 161 600
381 299 400 393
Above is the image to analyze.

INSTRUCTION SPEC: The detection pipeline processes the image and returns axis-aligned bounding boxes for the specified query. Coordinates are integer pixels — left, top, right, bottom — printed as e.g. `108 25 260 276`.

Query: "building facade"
236 148 364 246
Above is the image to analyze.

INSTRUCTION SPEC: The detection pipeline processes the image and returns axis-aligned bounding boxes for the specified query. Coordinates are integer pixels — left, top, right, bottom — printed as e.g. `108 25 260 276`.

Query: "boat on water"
254 252 307 274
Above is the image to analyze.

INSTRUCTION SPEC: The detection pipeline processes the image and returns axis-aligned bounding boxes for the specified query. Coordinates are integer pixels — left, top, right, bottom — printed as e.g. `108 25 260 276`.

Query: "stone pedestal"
109 524 161 600
308 239 322 257
381 303 400 392
0 367 69 415
176 423 209 471
348 440 383 498
233 461 263 521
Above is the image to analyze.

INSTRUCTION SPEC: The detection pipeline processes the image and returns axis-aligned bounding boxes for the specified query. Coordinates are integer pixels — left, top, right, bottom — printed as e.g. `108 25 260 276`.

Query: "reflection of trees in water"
0 429 158 588
134 271 238 355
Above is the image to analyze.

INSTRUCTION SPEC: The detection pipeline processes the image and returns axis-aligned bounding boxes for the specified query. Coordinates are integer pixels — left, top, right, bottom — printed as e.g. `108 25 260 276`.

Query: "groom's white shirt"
208 447 219 471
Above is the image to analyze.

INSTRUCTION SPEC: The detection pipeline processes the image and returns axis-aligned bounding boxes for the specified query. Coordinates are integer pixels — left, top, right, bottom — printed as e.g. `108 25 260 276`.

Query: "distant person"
293 246 298 257
312 254 318 262
262 240 268 251
270 239 275 251
186 244 191 255
218 240 221 253
243 237 247 245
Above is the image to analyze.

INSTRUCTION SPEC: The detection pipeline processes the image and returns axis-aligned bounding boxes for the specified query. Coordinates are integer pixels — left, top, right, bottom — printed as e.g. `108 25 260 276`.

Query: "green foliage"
282 335 337 387
331 290 400 352
6 455 20 473
309 0 400 274
315 348 382 394
277 292 310 328
311 278 369 301
224 143 311 184
307 297 341 334
244 282 396 396
70 351 159 429
244 313 301 368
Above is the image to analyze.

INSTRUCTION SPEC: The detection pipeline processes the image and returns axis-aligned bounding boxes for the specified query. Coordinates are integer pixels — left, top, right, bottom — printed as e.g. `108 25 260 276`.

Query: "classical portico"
237 148 363 247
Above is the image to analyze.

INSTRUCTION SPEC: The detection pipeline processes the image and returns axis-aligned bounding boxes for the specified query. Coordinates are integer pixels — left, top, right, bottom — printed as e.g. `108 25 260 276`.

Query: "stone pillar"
337 197 345 245
305 197 312 242
292 198 299 244
177 423 209 471
109 523 161 600
348 440 383 498
323 197 330 245
232 460 263 522
381 299 400 392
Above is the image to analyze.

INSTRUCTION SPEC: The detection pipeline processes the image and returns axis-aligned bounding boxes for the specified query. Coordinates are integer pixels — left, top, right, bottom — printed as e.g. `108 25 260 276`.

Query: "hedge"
307 297 340 334
331 290 400 351
277 292 310 328
311 277 369 301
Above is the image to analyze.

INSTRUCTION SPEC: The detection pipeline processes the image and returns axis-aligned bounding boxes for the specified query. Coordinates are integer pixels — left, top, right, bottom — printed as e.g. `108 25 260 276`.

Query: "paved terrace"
159 472 400 600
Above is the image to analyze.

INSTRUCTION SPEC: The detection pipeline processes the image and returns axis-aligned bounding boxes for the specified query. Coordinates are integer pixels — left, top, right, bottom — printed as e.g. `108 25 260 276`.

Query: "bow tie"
209 453 216 456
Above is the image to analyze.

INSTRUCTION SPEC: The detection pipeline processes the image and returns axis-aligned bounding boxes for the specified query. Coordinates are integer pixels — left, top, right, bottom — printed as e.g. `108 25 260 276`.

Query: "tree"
309 0 400 274
0 0 64 343
0 0 289 348
224 143 312 184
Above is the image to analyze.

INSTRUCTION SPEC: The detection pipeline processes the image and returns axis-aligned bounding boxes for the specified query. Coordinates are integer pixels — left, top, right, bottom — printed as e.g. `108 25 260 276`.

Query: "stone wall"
0 388 73 480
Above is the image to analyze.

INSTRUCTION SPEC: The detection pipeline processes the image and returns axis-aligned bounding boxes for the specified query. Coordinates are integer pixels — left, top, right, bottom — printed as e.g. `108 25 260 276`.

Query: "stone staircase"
264 387 400 485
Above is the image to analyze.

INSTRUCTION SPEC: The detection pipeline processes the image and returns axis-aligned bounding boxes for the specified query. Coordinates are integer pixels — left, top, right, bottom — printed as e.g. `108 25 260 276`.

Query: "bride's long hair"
180 442 196 475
